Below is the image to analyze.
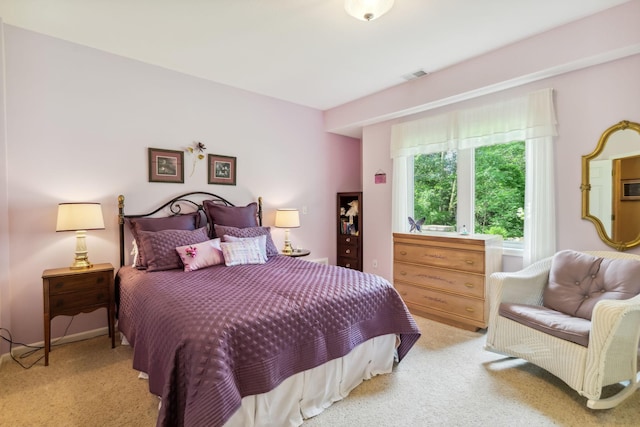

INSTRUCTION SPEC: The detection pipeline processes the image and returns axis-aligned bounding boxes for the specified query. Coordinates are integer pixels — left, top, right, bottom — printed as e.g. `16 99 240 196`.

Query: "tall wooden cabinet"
393 232 502 331
337 192 362 271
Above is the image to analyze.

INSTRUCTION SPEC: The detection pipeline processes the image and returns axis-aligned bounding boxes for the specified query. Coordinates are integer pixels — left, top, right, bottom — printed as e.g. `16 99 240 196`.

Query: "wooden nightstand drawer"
50 289 110 314
48 271 110 295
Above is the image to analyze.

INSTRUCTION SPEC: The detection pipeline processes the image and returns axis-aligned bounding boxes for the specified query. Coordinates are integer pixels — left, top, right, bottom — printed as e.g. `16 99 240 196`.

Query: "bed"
116 192 421 427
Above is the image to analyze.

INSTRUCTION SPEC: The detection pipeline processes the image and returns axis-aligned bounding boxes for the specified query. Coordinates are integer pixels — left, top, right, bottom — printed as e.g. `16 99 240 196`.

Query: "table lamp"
56 202 105 269
275 208 300 255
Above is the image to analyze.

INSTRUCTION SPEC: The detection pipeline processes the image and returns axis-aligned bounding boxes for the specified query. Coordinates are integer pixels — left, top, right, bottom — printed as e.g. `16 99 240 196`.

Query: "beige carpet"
1 315 638 426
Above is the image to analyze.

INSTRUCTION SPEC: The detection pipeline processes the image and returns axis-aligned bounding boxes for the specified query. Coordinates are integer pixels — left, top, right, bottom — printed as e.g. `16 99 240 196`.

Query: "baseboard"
0 326 110 363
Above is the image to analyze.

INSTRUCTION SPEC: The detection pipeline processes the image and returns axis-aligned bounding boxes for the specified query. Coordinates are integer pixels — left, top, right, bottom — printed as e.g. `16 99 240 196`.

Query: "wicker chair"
485 250 640 409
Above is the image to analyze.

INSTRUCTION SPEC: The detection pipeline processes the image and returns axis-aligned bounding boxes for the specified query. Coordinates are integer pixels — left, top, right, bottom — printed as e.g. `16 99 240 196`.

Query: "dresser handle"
400 251 407 255
345 237 351 242
400 271 407 276
465 260 474 265
465 307 474 312
345 249 351 254
464 283 474 288
345 263 351 267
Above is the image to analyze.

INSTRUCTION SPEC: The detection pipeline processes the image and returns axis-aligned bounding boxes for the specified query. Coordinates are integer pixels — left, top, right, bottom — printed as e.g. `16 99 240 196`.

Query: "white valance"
390 88 557 158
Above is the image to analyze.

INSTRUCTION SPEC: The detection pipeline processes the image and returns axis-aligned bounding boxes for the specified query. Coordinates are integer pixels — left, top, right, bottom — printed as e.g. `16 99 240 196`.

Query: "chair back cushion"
543 250 640 320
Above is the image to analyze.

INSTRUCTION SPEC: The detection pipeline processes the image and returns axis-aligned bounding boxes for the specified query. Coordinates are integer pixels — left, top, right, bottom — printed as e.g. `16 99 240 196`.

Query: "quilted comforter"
117 256 420 427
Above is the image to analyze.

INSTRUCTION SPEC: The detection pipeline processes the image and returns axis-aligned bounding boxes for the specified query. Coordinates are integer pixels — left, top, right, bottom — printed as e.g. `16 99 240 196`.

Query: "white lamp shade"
275 209 300 228
345 0 394 21
56 203 105 232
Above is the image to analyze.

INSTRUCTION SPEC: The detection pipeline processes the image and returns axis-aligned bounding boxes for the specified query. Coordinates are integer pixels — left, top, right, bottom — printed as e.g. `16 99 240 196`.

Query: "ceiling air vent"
402 69 428 81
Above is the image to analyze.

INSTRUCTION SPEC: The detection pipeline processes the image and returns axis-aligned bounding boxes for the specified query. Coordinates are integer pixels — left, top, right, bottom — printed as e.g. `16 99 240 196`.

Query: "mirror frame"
581 120 640 251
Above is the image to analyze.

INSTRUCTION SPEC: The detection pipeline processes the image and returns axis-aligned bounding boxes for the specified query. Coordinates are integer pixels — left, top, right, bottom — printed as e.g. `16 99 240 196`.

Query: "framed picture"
208 154 236 185
148 148 184 183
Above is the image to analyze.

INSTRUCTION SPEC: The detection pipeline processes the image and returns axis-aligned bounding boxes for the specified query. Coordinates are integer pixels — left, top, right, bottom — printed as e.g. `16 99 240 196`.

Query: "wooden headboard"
118 191 263 267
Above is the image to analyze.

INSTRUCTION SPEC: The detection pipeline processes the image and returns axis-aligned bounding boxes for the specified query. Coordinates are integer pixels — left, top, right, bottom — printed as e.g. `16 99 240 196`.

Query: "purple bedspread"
117 256 420 427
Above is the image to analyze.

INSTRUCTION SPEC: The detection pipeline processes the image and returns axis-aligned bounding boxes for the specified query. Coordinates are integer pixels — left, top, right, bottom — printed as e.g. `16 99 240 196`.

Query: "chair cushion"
499 302 591 347
543 250 640 320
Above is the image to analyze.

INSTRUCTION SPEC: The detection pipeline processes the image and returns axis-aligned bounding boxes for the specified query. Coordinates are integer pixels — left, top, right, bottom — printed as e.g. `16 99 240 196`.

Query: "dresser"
393 232 502 331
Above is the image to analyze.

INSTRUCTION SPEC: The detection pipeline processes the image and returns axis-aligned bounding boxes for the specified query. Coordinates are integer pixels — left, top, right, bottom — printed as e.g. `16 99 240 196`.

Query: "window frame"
411 143 525 254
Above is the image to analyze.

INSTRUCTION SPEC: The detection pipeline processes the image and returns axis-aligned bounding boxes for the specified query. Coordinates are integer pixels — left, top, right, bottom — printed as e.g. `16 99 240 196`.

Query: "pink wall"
331 1 640 280
0 25 361 351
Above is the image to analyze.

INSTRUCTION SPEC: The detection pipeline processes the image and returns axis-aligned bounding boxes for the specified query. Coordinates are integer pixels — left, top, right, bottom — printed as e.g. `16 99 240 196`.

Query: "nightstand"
42 263 115 366
283 249 311 257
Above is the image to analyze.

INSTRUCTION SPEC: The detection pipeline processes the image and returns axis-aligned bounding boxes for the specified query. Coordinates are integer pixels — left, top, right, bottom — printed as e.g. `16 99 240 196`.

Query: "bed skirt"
126 334 396 426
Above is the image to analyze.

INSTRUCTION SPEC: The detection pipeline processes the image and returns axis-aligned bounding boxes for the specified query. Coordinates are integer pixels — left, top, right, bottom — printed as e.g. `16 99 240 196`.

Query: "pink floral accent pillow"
175 238 225 272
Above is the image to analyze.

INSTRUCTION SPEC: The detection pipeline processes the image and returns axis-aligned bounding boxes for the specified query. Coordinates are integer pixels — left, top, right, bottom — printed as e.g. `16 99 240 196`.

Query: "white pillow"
222 234 268 261
220 238 266 266
175 238 224 272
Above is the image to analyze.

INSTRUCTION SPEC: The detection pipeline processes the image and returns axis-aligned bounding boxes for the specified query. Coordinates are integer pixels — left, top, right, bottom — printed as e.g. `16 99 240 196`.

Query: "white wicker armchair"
485 250 640 409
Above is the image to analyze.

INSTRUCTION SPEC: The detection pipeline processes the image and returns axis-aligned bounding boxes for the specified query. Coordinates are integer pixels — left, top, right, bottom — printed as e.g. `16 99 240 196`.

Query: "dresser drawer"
394 262 484 298
395 281 484 323
338 234 359 246
48 271 110 295
337 243 359 259
337 256 360 270
394 243 485 274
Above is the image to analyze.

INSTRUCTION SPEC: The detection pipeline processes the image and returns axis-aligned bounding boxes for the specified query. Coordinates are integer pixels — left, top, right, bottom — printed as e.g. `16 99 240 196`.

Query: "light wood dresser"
393 232 502 331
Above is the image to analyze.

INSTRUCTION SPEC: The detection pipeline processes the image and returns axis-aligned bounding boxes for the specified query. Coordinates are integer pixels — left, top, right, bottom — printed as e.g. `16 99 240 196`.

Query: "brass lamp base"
70 230 93 269
70 257 93 270
282 241 294 255
282 228 293 255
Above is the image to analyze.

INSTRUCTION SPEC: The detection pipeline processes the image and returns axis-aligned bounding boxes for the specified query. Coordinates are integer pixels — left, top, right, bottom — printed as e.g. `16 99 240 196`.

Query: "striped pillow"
220 238 266 266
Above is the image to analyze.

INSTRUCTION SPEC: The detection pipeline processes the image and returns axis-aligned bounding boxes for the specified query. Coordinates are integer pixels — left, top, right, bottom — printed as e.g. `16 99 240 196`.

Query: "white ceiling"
0 0 632 110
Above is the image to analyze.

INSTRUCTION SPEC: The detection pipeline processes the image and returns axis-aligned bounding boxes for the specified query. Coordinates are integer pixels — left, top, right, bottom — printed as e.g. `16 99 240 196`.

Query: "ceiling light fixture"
345 0 394 22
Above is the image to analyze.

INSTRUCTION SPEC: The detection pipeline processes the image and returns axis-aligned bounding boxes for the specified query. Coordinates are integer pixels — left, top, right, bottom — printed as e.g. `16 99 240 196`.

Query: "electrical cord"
0 316 75 369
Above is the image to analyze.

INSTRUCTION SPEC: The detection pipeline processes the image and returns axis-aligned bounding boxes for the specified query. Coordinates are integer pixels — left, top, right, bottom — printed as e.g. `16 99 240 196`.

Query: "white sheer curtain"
390 88 557 265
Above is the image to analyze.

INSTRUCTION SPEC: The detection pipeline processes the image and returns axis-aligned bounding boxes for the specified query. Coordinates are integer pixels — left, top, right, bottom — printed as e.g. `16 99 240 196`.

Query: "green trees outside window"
413 141 525 241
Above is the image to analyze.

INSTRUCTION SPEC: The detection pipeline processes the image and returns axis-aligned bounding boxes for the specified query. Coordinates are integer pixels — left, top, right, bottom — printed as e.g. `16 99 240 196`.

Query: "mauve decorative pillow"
203 201 259 237
176 238 224 272
127 212 201 268
138 227 209 272
214 224 279 257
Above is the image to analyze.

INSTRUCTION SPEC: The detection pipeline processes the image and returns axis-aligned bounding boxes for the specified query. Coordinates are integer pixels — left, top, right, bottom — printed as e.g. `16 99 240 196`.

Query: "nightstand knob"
345 249 351 254
346 263 351 267
346 237 351 242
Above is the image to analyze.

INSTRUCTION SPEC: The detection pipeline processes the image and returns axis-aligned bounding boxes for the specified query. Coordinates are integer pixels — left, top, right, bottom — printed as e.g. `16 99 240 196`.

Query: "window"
413 141 525 249
392 89 557 264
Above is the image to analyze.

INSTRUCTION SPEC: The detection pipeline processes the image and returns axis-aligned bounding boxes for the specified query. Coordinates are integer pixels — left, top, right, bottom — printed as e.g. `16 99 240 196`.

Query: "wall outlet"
302 205 308 215
372 259 378 268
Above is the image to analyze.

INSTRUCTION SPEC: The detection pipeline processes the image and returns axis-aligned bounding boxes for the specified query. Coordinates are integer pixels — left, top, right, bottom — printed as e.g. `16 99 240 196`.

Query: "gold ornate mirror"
581 120 640 251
